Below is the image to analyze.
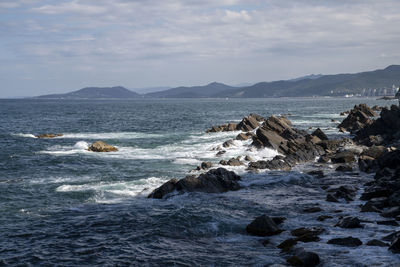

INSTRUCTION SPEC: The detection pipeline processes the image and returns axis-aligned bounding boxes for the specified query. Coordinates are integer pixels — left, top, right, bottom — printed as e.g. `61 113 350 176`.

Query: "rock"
291 227 324 237
148 168 241 199
389 237 400 253
235 133 249 141
244 155 253 161
339 127 346 133
360 186 392 200
225 158 243 166
366 239 389 247
200 162 212 170
335 217 362 228
372 105 382 112
327 237 362 247
272 217 287 225
216 150 226 156
295 233 320 243
361 146 386 159
331 151 356 164
317 215 333 221
236 115 260 132
206 123 238 133
222 139 235 148
360 202 382 213
302 207 322 213
381 207 400 218
147 179 178 199
277 239 297 252
338 104 376 133
326 194 339 202
254 128 286 151
36 133 63 138
335 165 353 172
311 128 328 140
246 215 282 236
287 251 320 267
88 141 118 152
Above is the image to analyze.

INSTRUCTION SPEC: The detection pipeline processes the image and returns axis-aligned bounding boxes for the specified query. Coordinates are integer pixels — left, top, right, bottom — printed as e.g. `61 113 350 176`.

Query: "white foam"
13 133 36 138
56 176 168 202
73 141 89 150
60 132 163 139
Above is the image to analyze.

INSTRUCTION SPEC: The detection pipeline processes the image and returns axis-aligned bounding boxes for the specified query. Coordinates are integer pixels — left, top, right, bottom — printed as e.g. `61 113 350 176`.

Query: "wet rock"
216 150 226 157
338 106 374 133
88 141 118 152
302 207 322 213
246 215 282 236
222 139 235 148
244 155 253 161
248 158 292 171
326 194 339 202
235 133 249 141
360 186 392 200
327 237 362 247
380 207 400 218
36 133 63 138
326 185 357 202
383 231 400 242
360 201 382 213
389 237 400 253
287 250 320 267
291 227 324 237
198 161 212 170
339 127 346 133
277 239 297 252
335 165 353 172
317 215 333 221
224 158 243 166
206 123 238 133
295 233 320 243
366 239 389 247
311 128 328 141
372 105 382 112
331 151 356 164
272 217 287 225
361 146 386 159
147 179 178 199
148 168 241 199
335 216 362 228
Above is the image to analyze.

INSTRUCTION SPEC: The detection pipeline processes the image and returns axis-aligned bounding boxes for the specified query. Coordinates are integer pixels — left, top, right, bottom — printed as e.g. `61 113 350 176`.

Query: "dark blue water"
0 98 398 266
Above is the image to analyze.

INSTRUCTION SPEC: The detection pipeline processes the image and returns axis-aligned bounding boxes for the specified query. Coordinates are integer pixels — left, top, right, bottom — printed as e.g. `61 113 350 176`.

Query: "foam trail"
13 133 36 138
60 132 164 139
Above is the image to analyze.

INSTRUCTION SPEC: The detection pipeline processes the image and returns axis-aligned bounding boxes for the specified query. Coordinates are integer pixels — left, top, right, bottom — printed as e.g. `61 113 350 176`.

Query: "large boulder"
246 215 282 236
287 250 320 267
311 128 328 141
327 237 362 247
338 104 376 133
236 115 260 132
331 151 356 164
148 168 241 199
88 141 118 152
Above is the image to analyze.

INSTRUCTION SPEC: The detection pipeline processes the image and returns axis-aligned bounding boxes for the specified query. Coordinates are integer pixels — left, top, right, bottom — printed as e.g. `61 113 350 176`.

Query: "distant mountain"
36 86 140 99
289 74 323 82
145 82 238 98
132 86 171 94
215 65 400 98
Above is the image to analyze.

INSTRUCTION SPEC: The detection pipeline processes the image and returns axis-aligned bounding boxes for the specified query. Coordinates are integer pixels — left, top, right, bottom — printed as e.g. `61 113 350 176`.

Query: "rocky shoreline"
147 103 400 266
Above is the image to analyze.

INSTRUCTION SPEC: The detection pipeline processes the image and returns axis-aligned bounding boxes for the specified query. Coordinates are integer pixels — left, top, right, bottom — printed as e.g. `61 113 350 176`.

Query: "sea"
0 97 399 266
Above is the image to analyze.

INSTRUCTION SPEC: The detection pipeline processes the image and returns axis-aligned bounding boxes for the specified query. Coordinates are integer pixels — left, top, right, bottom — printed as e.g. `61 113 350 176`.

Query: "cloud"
1 0 400 97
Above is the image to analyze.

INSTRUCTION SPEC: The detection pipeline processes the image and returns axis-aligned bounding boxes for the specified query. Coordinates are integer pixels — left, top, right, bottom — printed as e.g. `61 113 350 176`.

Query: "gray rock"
335 217 362 228
246 215 282 236
327 236 362 247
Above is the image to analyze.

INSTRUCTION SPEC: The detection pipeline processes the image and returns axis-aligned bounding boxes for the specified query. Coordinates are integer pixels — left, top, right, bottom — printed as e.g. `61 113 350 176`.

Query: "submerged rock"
88 141 118 152
366 239 389 247
246 215 282 236
287 250 320 267
36 133 63 138
335 217 362 228
327 237 362 247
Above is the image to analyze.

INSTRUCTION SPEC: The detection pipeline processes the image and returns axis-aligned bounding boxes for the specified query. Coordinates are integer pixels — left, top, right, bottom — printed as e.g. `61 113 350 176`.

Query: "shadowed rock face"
246 215 282 236
148 168 241 199
338 104 377 134
206 113 264 133
88 141 118 152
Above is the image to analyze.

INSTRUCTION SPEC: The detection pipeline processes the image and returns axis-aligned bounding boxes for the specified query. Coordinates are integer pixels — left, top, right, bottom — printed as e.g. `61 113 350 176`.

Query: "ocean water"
0 98 398 266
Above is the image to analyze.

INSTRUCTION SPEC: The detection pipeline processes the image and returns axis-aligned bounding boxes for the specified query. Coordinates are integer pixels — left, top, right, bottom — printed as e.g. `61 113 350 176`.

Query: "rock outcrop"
206 114 264 133
36 133 63 138
88 141 118 152
246 215 282 236
148 168 241 199
337 104 377 134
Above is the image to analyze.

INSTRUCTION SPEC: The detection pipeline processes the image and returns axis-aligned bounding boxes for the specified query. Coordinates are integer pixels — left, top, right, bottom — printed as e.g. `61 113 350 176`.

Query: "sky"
1 0 400 97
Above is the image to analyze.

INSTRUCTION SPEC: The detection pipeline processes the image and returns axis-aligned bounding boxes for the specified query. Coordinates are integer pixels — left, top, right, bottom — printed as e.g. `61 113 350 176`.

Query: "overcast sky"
1 0 400 97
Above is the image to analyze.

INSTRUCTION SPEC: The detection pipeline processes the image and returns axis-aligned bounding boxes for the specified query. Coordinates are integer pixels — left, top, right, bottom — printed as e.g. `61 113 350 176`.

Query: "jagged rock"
236 133 249 140
287 250 320 267
338 104 376 133
206 123 238 133
88 141 118 152
366 239 389 247
335 217 362 228
148 168 241 199
36 133 63 138
311 128 328 140
196 161 213 170
372 105 382 112
327 237 362 247
216 150 226 157
244 155 253 161
361 146 386 159
246 215 282 236
220 158 243 166
248 157 292 171
381 207 400 218
236 115 260 132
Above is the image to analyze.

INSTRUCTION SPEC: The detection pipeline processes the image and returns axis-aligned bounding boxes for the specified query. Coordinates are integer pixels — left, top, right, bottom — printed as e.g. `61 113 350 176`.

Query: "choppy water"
0 98 399 266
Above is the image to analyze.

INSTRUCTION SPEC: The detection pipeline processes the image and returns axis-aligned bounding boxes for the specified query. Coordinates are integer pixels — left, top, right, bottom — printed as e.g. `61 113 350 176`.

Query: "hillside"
145 82 238 98
36 86 140 99
215 65 400 98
